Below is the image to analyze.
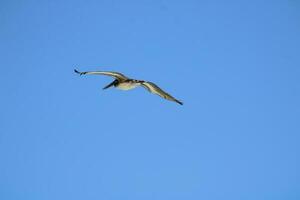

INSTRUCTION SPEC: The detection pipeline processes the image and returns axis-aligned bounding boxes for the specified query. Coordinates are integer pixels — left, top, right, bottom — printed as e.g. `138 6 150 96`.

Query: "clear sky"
1 0 300 199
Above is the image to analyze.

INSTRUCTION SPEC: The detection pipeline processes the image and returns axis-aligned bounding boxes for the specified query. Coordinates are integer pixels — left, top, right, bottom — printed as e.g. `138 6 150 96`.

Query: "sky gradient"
1 0 300 199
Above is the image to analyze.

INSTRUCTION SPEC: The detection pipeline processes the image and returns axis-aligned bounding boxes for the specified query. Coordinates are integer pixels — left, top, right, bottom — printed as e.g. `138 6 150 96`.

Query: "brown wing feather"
74 69 128 81
141 82 183 105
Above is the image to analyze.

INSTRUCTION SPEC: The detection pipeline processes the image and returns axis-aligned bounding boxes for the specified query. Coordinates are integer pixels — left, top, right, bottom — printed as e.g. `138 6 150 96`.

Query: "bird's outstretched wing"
74 69 128 81
141 82 183 105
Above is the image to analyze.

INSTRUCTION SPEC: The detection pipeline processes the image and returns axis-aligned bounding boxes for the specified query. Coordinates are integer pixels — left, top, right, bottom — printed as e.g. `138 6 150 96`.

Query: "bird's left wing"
74 69 128 81
141 81 183 105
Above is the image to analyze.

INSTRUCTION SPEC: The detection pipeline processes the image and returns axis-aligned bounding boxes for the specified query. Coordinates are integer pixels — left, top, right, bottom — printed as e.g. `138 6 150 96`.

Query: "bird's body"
116 80 142 90
74 69 183 105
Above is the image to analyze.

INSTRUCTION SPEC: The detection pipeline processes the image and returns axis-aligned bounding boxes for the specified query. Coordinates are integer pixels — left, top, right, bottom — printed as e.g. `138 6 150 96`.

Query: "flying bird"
74 69 183 105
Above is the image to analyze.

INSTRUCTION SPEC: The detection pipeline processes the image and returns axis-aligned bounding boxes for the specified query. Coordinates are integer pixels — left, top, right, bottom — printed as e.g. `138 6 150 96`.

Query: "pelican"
74 69 183 105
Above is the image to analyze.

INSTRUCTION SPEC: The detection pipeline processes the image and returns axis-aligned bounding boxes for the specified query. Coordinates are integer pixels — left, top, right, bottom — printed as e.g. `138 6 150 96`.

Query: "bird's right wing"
74 69 128 81
141 81 183 105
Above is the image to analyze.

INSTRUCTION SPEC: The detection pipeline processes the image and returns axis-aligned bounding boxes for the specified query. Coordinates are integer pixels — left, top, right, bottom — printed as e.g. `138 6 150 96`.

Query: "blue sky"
1 0 300 199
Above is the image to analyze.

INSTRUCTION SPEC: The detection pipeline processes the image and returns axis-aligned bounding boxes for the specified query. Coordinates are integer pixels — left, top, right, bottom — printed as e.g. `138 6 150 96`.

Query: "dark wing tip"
176 100 183 105
74 69 84 75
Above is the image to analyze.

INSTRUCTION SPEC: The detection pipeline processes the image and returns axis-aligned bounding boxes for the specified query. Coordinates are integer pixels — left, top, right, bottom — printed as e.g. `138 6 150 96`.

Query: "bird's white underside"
116 82 141 90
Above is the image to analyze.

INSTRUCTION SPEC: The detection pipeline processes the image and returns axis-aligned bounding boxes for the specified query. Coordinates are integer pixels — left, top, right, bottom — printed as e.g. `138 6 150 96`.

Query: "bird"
74 69 183 105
